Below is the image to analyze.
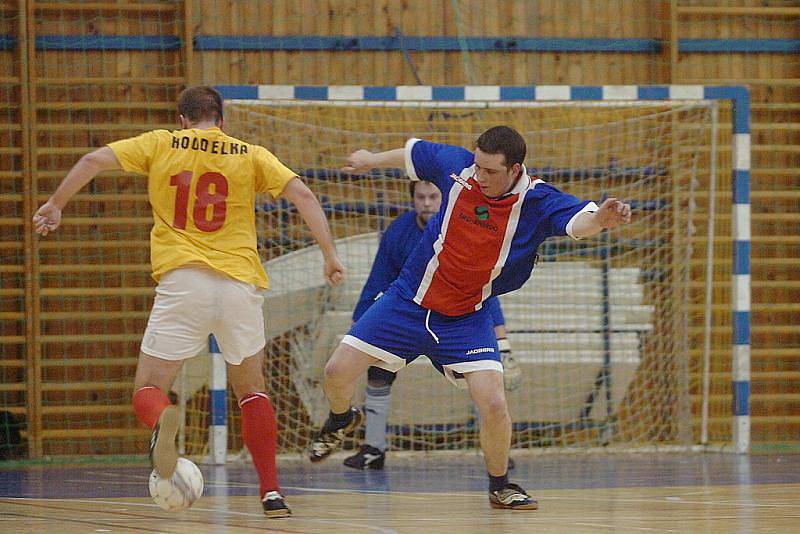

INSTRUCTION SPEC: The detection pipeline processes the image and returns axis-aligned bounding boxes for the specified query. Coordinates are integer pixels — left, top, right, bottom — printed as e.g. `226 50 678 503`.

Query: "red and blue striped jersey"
353 210 505 326
393 138 598 316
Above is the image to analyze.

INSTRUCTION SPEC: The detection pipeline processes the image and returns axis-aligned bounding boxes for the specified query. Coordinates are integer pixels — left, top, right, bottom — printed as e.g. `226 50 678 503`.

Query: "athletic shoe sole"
264 507 291 519
489 500 539 510
262 491 291 518
151 405 179 478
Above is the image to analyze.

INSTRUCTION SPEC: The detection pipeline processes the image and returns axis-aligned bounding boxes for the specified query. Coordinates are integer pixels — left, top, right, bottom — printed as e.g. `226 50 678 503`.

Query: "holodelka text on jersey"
170 135 248 155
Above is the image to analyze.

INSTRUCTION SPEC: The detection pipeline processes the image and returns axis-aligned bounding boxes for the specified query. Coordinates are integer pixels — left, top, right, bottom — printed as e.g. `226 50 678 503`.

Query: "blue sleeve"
535 183 597 238
352 221 406 322
484 297 505 327
406 139 474 193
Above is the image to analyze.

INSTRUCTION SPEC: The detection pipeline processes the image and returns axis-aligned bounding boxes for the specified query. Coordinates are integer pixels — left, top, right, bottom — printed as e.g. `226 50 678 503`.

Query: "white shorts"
141 266 266 365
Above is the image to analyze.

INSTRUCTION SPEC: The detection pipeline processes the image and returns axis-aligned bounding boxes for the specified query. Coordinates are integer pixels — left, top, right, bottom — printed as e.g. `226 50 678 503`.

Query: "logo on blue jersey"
449 172 473 190
458 210 498 232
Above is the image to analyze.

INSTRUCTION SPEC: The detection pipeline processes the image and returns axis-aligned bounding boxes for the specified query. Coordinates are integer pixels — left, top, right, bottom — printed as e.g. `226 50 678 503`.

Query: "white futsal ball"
148 458 204 512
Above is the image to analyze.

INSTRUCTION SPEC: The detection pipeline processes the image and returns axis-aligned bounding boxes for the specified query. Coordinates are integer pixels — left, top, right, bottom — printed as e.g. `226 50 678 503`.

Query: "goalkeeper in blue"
310 126 631 510
343 180 521 471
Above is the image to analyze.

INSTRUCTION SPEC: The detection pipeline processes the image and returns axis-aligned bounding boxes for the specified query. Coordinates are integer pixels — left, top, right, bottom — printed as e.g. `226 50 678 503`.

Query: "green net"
178 99 728 456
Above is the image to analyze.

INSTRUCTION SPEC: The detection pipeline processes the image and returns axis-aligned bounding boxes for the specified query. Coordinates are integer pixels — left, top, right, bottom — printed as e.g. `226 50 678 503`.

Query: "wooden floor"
3 484 800 533
1 452 799 532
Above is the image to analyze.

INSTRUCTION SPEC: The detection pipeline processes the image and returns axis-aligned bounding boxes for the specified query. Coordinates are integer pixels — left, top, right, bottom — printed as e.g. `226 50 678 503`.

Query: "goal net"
181 95 727 457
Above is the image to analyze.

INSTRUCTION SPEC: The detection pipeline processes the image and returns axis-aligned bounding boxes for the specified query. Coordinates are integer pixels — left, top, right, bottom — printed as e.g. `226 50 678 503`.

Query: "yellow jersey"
108 127 296 288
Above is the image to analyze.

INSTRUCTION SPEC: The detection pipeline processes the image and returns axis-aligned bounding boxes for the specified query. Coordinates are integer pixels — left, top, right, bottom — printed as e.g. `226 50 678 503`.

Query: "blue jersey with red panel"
352 211 422 322
393 138 598 317
354 209 505 325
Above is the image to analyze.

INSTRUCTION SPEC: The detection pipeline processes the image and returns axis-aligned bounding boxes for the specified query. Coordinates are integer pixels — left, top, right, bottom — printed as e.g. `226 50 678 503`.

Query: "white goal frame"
202 84 750 459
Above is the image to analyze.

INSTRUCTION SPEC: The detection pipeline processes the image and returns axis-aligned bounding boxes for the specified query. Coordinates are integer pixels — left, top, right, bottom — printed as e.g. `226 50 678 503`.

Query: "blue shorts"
342 287 502 388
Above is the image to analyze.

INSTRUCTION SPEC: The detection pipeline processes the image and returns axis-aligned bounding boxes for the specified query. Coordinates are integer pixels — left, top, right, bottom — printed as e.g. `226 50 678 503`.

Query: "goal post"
185 85 749 459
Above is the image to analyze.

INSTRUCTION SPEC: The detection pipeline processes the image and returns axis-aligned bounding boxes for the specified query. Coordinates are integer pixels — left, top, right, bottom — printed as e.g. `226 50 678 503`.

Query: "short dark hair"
476 126 526 168
409 180 435 199
177 86 223 124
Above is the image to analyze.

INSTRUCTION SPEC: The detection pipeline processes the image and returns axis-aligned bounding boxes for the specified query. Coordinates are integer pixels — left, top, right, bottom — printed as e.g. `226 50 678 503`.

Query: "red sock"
239 392 279 496
132 386 171 430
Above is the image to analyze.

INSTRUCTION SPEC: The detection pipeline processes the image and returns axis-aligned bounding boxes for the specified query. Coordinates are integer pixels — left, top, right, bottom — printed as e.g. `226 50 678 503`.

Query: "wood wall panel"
191 0 672 86
0 0 28 461
26 0 186 456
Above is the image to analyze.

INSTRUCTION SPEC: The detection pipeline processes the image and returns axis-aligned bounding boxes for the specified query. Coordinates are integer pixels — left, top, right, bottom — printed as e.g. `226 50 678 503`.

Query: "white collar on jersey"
491 164 535 199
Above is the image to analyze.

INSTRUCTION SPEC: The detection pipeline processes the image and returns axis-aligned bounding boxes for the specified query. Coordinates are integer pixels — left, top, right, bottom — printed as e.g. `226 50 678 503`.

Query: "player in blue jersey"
343 180 520 471
309 126 631 510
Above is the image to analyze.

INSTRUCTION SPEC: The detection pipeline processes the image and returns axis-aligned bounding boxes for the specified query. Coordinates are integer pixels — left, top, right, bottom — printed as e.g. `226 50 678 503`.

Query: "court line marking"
0 517 191 522
540 494 800 508
24 477 471 500
573 522 669 532
281 485 485 498
0 497 396 533
63 476 260 490
0 508 174 533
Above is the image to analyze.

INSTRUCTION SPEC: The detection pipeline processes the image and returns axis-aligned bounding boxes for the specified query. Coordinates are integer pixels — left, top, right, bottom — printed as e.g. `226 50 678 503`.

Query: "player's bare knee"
230 376 265 401
478 395 509 422
323 358 346 384
134 352 181 392
323 359 336 379
226 350 266 401
228 362 266 400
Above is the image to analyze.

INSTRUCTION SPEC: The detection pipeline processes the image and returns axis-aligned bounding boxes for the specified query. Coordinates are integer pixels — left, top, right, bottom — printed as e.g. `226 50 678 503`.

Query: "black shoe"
507 456 516 470
343 445 385 470
308 407 364 463
489 482 539 510
262 490 291 518
149 405 179 478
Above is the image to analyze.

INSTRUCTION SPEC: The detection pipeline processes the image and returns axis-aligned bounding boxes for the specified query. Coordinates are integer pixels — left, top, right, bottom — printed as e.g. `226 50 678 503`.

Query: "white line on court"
0 496 397 533
539 494 799 508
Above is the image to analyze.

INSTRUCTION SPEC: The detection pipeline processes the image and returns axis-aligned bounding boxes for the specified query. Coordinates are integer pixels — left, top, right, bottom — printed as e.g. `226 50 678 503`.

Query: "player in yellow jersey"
33 86 345 519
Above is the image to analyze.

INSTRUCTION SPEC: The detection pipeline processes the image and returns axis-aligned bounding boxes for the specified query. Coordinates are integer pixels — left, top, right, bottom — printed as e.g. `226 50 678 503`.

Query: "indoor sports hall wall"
0 0 797 459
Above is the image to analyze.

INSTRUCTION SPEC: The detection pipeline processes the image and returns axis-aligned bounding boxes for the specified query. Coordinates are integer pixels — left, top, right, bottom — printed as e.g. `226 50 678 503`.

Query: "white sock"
364 384 391 452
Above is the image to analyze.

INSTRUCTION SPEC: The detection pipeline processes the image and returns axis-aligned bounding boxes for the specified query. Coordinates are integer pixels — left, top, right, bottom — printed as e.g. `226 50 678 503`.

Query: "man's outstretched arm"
570 197 631 239
33 146 122 236
341 148 406 174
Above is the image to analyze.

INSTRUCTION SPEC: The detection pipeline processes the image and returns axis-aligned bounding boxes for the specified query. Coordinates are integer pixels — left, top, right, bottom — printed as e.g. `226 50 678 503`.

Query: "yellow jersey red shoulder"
107 128 296 288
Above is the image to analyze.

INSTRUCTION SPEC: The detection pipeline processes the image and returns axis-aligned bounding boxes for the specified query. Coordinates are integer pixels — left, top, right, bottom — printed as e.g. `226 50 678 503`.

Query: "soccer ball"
148 458 204 512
